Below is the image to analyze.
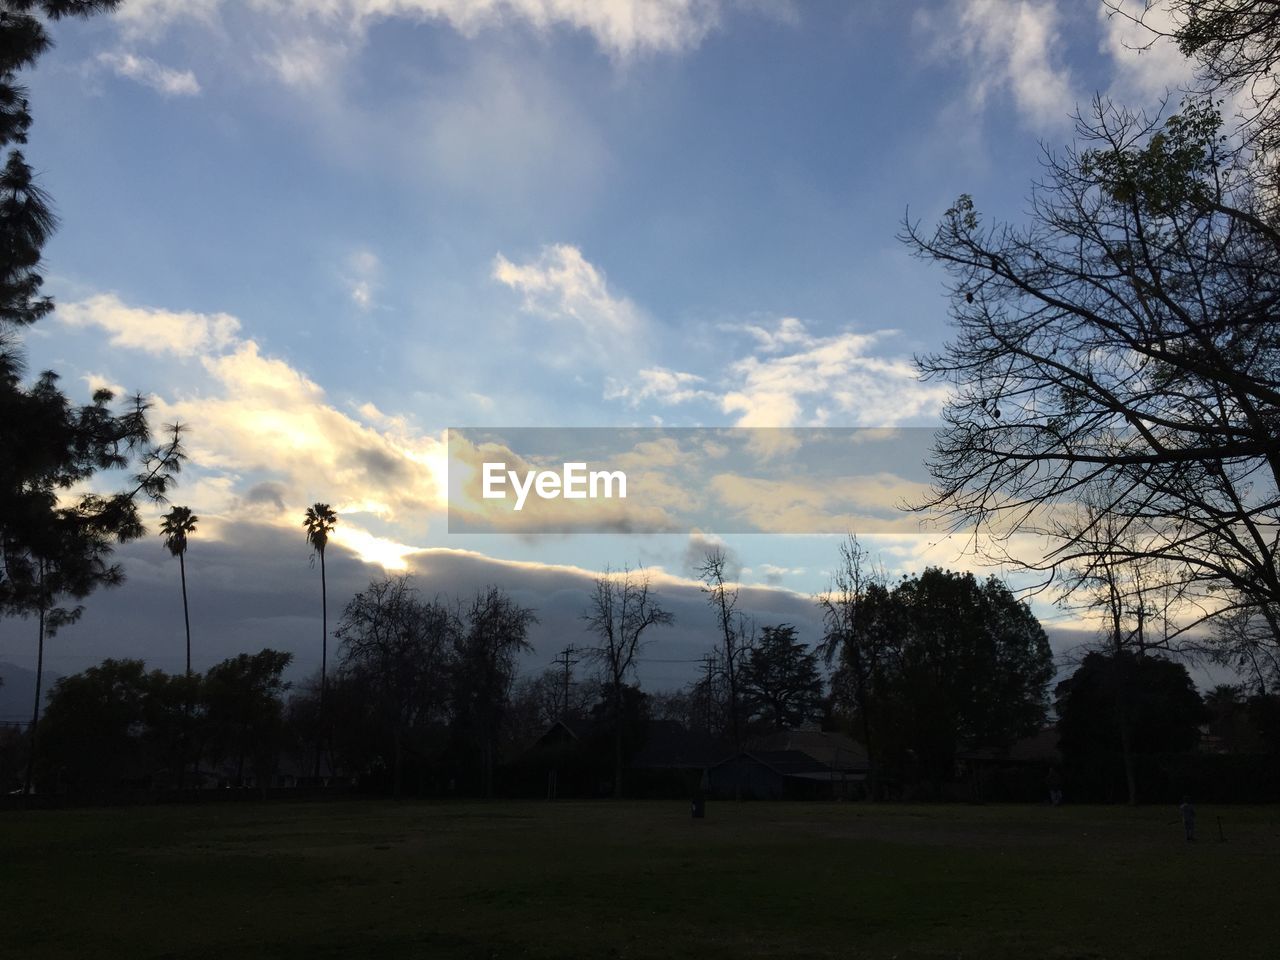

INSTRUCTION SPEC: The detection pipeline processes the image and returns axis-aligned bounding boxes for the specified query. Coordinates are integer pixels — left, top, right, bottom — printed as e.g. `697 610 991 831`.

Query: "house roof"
710 749 833 778
956 726 1063 764
747 730 869 771
632 719 731 769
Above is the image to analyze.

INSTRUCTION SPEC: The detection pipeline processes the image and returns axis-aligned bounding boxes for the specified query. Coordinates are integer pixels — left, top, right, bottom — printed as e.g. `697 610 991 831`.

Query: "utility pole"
554 645 580 719
701 653 717 734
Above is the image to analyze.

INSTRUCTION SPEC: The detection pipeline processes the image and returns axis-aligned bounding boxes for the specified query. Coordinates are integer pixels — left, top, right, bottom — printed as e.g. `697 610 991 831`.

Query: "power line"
553 645 580 718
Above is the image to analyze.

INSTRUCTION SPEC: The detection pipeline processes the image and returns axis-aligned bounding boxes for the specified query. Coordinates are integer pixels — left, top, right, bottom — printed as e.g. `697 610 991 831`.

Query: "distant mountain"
0 662 63 726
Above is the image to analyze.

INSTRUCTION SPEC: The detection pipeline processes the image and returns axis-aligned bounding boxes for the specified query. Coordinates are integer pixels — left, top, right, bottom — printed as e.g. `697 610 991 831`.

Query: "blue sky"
3 1 1209 688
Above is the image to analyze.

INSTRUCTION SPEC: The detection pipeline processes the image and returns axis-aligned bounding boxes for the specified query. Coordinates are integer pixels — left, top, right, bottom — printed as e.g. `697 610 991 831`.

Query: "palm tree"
160 506 198 677
304 502 338 779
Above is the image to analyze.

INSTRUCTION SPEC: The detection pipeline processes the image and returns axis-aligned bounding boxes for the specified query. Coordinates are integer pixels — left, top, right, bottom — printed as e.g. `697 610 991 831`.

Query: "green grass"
3 798 1278 959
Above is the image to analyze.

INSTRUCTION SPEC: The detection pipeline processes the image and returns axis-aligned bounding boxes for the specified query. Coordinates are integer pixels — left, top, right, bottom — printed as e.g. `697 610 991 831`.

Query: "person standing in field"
1179 796 1196 842
1045 767 1064 806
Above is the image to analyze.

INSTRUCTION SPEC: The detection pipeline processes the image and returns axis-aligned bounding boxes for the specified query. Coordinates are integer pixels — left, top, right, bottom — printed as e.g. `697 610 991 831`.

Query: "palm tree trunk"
23 598 45 797
315 548 327 782
179 550 193 790
180 551 191 677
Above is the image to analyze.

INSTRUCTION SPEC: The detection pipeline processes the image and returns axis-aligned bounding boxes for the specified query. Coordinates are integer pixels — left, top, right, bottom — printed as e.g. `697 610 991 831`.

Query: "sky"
1 0 1212 702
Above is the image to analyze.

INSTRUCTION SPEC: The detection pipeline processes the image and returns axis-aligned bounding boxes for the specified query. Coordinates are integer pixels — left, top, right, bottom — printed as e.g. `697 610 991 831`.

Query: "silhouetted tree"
1056 650 1205 802
202 649 292 788
583 566 673 797
36 658 192 794
449 586 536 796
303 502 337 778
698 547 752 750
0 2 186 793
1109 0 1280 159
159 506 197 677
817 535 890 796
741 624 824 731
830 569 1054 794
903 97 1280 663
1203 683 1267 753
335 575 454 796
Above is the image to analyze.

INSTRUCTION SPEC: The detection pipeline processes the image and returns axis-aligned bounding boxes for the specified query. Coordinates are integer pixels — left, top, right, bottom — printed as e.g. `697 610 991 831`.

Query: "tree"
335 575 454 796
36 658 190 795
159 506 197 677
1203 682 1268 752
902 97 1280 664
1108 0 1280 161
886 570 1055 790
740 624 824 732
36 658 152 794
449 586 536 797
582 566 673 797
1056 649 1205 802
202 649 292 788
822 568 1054 793
816 535 891 797
0 2 186 794
303 502 337 779
697 547 753 749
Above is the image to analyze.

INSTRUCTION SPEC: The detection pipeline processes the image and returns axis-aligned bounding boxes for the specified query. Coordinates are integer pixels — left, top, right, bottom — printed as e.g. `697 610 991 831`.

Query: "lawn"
3 798 1277 959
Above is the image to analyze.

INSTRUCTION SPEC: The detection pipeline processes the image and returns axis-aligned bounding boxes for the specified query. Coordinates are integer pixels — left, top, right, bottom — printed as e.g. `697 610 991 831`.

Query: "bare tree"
451 586 536 797
336 575 455 797
903 97 1280 662
582 566 673 797
697 547 753 750
816 535 889 798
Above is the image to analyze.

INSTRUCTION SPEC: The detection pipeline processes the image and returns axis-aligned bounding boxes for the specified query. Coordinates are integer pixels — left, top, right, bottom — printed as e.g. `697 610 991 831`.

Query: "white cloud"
602 316 948 428
918 0 1077 130
1098 0 1195 100
494 243 642 337
345 249 381 311
260 34 352 90
605 367 713 406
58 294 239 357
117 0 728 62
112 0 224 39
720 318 949 428
59 293 448 568
95 51 202 96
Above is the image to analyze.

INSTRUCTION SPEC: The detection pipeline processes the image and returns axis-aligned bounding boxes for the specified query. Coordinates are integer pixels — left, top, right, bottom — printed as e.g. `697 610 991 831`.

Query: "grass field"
4 798 1278 959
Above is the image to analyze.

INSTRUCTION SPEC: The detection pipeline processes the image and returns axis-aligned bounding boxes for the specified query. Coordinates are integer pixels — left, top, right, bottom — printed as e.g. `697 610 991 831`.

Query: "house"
706 749 862 800
748 729 868 775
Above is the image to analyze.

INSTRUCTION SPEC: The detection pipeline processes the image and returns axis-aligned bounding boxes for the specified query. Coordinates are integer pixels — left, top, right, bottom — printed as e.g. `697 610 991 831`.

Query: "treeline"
7 534 1280 804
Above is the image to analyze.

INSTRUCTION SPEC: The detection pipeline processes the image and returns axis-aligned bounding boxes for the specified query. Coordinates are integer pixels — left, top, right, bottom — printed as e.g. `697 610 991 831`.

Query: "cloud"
58 294 239 357
605 367 714 406
95 51 201 96
917 0 1077 130
494 243 642 337
345 249 381 311
601 317 947 432
707 472 933 534
1098 0 1195 101
260 34 352 90
116 0 730 64
59 293 448 567
719 318 949 428
112 0 224 39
